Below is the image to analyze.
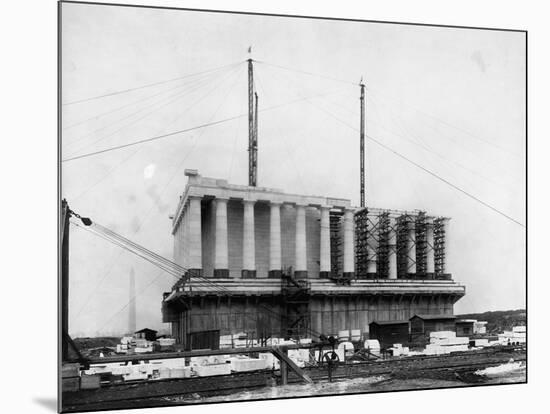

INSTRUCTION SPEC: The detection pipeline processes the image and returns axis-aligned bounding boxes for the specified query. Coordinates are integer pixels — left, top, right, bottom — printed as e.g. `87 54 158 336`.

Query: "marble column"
214 197 229 278
242 199 256 278
187 196 202 277
294 204 308 278
268 201 282 278
367 245 377 274
343 208 355 278
319 205 331 278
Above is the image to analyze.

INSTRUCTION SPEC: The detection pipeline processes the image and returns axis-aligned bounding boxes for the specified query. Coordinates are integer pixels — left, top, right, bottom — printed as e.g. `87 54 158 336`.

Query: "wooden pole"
60 200 86 365
61 199 70 361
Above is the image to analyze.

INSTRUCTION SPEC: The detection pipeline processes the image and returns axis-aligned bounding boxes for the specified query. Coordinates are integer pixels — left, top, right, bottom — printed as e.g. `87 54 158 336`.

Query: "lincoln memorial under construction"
162 170 465 348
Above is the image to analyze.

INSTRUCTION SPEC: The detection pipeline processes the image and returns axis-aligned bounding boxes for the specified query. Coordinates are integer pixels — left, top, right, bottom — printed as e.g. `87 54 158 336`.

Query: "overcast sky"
61 3 525 337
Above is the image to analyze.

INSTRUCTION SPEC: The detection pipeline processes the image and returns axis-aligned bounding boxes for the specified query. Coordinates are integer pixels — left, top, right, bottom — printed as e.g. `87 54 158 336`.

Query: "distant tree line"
457 309 526 334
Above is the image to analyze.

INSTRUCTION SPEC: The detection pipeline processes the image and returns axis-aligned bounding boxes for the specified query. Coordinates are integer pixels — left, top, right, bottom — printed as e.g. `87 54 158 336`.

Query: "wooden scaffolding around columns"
415 212 428 278
433 218 446 278
354 209 369 279
396 214 411 279
376 211 391 279
355 209 380 279
329 211 343 279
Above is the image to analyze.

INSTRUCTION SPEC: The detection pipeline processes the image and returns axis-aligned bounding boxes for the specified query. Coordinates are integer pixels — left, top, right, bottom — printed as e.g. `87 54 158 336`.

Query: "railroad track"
62 346 526 412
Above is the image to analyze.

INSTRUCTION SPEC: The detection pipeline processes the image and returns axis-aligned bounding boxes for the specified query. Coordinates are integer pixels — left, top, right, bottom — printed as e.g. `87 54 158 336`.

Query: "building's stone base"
213 269 230 278
165 293 461 344
241 270 257 279
319 271 331 279
268 270 282 279
349 272 454 281
391 273 452 281
294 270 308 279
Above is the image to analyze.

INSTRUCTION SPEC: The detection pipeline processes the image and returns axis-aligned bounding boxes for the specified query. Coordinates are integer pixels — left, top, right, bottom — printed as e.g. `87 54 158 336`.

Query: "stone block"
80 374 100 390
194 363 231 377
170 367 192 378
230 358 268 372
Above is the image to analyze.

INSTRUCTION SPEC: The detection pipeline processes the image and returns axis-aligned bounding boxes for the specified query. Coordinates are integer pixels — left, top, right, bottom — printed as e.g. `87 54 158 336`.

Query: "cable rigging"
316 91 516 192
72 67 246 317
63 62 241 131
62 61 243 106
70 65 245 202
366 88 522 159
62 86 350 163
255 60 357 87
65 64 243 158
257 59 520 160
71 219 229 293
301 93 525 227
257 62 523 227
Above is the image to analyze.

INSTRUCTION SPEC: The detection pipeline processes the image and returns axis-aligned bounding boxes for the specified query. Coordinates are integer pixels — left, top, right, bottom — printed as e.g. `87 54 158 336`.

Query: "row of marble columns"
183 196 355 278
367 221 437 279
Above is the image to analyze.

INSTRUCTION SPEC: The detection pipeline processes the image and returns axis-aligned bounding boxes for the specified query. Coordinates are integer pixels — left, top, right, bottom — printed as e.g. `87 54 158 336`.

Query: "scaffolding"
415 212 428 278
329 211 343 278
366 213 379 279
376 212 390 279
326 208 448 283
351 209 449 281
396 215 411 279
281 270 311 339
433 218 446 277
354 209 369 279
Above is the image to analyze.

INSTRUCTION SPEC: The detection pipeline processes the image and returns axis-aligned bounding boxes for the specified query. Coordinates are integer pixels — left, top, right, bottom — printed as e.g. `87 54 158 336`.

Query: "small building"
474 321 488 334
134 328 158 341
456 319 476 337
409 314 457 342
368 320 410 348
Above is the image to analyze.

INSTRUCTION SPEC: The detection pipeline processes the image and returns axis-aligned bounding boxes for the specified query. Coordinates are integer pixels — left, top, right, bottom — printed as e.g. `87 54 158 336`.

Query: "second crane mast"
360 81 366 208
248 58 258 187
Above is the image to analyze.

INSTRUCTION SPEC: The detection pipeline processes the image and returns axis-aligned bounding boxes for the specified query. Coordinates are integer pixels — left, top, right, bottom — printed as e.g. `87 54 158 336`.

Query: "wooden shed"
134 328 158 341
455 319 476 337
369 320 410 348
409 314 456 342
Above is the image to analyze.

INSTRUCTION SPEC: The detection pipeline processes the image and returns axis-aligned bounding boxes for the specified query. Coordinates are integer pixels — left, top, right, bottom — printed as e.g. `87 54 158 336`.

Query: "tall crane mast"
248 58 258 187
360 81 366 208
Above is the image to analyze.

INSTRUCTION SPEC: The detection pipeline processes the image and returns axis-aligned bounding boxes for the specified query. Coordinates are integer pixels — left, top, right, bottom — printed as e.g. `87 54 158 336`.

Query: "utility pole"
253 91 258 184
360 81 366 208
60 199 86 363
248 58 257 187
61 199 70 361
